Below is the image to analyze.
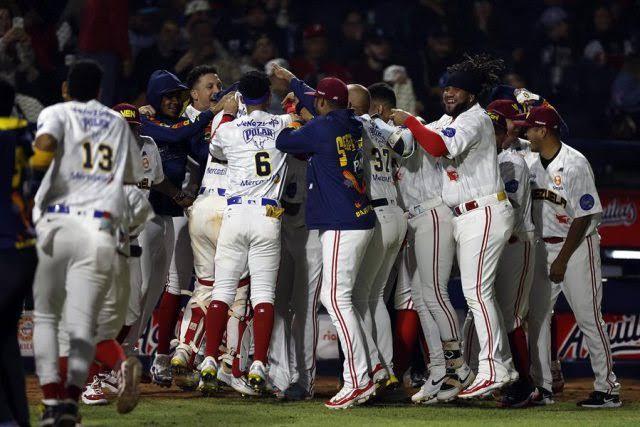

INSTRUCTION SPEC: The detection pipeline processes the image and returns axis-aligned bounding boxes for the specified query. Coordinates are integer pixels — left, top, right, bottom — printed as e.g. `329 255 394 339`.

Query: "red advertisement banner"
556 313 640 360
598 190 640 249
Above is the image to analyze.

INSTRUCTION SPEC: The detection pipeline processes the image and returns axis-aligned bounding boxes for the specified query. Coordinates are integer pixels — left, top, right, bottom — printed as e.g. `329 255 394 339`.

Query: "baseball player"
31 60 144 426
347 84 408 388
515 106 621 408
392 54 516 399
367 81 473 403
275 72 377 409
197 71 293 394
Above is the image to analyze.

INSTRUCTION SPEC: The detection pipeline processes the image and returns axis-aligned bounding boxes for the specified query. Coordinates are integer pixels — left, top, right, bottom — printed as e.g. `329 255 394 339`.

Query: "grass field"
27 377 640 426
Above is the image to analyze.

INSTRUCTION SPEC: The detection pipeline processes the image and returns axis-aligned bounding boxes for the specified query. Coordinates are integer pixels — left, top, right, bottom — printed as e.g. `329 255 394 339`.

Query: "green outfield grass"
30 397 640 426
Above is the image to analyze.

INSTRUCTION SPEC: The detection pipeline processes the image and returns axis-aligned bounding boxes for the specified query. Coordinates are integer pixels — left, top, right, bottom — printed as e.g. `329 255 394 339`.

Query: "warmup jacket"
141 70 213 216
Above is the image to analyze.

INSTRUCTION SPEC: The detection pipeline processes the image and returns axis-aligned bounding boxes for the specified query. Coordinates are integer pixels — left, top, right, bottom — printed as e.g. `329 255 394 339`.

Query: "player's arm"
275 119 317 154
549 215 592 283
373 117 415 158
140 110 215 144
390 109 448 157
271 64 317 116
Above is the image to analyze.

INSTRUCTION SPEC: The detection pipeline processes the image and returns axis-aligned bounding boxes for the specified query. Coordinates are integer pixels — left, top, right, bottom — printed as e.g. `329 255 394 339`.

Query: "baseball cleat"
150 354 172 387
81 376 108 406
197 356 219 396
39 399 61 427
551 360 565 394
371 364 390 388
231 376 261 397
437 363 475 402
99 371 119 393
498 380 535 408
57 399 80 427
530 387 554 406
412 369 446 404
216 363 234 389
248 360 268 393
116 356 142 414
171 348 196 390
385 374 400 390
284 383 313 401
458 378 506 399
577 391 622 408
325 381 377 409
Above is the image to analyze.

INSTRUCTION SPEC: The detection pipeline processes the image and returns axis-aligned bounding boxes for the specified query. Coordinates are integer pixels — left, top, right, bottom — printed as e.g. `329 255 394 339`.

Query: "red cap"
304 77 348 107
113 103 141 125
486 99 522 120
512 105 562 130
303 23 326 39
487 109 507 129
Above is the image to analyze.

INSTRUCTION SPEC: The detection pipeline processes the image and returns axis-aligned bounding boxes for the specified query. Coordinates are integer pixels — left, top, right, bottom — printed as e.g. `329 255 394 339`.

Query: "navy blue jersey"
276 109 374 230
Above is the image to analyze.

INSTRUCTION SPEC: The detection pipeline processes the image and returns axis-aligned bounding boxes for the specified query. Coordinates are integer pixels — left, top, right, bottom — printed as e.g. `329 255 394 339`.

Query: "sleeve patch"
580 194 595 210
504 179 519 193
441 127 456 138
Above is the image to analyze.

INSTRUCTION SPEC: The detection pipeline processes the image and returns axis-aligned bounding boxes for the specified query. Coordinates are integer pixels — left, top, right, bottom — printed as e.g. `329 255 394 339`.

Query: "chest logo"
580 194 595 211
553 175 562 186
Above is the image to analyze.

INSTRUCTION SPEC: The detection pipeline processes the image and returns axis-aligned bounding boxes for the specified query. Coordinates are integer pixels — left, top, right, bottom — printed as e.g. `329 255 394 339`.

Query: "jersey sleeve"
35 105 65 141
564 159 602 218
275 119 321 154
439 113 482 158
209 126 227 160
499 154 528 210
123 125 145 184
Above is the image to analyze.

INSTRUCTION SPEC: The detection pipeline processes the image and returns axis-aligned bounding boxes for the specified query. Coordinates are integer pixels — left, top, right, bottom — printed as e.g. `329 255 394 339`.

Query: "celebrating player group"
30 52 621 426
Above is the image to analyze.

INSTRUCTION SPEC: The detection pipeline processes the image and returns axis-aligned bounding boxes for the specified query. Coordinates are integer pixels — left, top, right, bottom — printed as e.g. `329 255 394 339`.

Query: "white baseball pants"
33 215 115 388
454 201 514 384
319 228 373 390
353 204 406 373
528 234 618 393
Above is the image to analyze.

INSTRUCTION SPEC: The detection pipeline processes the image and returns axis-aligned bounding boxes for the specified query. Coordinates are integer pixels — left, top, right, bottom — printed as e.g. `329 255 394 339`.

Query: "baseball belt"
452 191 507 217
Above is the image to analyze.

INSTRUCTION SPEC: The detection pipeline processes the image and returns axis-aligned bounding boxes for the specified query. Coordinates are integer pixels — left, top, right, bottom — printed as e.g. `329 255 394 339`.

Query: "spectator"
132 19 185 101
610 55 640 139
0 5 39 88
77 0 131 106
459 0 503 55
174 18 240 84
240 33 277 75
334 10 365 67
128 5 161 59
226 3 285 57
583 5 630 70
420 24 456 117
349 28 393 88
383 64 416 114
290 23 350 87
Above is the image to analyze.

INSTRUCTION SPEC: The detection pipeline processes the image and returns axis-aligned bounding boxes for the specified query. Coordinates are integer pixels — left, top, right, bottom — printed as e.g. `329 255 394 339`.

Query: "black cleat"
577 391 622 408
499 380 535 408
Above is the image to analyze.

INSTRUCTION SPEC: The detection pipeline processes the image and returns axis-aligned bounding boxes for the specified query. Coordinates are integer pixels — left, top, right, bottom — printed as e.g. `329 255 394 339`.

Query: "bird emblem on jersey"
446 166 459 182
556 214 570 224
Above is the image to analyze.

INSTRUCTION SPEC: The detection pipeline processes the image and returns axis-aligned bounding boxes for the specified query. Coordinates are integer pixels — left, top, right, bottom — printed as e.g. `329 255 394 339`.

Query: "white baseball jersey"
395 120 443 210
529 142 602 238
498 149 534 234
210 110 292 200
358 114 401 201
434 103 504 207
185 106 229 192
34 100 144 222
137 135 164 195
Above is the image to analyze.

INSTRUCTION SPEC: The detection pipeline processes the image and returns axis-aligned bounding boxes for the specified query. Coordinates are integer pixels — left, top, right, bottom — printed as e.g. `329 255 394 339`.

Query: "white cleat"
197 356 219 396
116 356 142 414
231 376 260 397
150 354 172 387
81 376 108 406
99 371 119 393
458 378 506 400
437 363 475 402
247 360 268 393
371 364 390 389
412 369 446 404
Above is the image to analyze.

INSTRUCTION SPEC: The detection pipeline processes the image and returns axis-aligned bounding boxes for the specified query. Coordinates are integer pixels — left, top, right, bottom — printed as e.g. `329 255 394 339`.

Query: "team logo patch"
142 156 150 169
504 179 519 193
553 175 562 186
580 194 595 210
442 127 456 138
446 166 459 182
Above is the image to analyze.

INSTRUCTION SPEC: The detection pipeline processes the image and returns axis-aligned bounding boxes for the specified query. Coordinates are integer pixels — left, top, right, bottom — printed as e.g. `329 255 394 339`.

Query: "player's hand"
390 109 412 126
549 257 567 283
211 92 236 114
139 105 156 117
223 95 239 115
272 63 296 83
299 107 314 122
173 191 195 208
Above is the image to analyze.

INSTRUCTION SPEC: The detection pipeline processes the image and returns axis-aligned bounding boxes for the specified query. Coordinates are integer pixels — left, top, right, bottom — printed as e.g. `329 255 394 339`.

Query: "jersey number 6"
255 151 271 177
82 141 113 172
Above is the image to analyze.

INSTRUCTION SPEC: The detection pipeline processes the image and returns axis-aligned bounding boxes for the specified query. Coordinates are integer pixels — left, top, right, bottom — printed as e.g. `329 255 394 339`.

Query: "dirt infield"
25 375 640 404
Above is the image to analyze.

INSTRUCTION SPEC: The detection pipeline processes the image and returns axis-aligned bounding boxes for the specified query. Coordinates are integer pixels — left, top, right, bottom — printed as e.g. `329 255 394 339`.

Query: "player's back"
212 110 291 201
34 100 141 222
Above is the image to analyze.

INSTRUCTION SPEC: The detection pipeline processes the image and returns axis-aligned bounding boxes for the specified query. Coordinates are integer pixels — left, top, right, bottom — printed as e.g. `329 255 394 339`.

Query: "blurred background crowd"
2 0 640 139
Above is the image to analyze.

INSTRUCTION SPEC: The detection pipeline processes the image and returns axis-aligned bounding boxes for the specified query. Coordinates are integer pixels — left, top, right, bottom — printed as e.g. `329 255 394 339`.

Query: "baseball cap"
185 0 211 16
512 106 562 130
113 103 141 125
487 109 507 129
304 77 348 107
486 99 522 120
303 24 326 39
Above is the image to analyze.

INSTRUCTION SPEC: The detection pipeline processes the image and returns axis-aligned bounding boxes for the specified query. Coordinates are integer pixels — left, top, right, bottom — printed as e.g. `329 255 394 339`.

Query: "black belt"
370 198 389 208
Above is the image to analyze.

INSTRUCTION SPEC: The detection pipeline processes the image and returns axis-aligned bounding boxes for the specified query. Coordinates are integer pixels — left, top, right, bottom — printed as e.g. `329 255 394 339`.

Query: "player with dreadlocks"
391 54 518 399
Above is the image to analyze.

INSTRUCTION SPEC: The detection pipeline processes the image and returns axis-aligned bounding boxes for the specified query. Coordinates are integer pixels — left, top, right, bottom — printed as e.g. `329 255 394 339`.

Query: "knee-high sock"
205 300 229 359
95 339 127 370
156 292 182 355
393 309 419 376
508 326 530 382
252 303 274 364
